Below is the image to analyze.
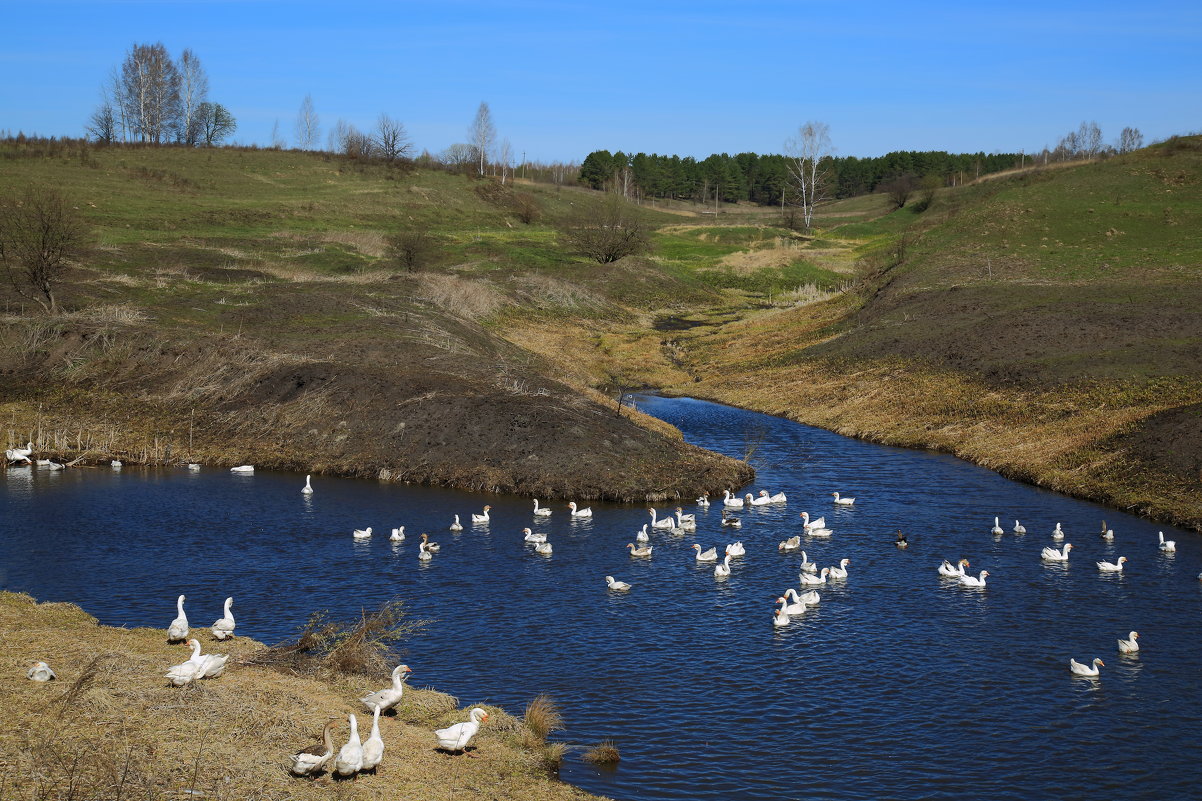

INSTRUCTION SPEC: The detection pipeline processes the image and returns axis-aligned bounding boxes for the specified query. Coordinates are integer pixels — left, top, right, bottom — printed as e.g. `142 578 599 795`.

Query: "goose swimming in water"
773 599 791 627
605 575 631 591
779 535 802 552
832 492 855 505
722 490 745 509
799 567 830 585
828 558 850 579
418 540 433 561
1099 520 1114 540
1041 543 1073 562
522 527 546 544
675 508 697 531
714 554 732 577
533 499 552 517
421 532 440 552
1052 522 1064 540
799 550 818 573
959 570 989 588
1097 556 1127 572
1069 657 1104 677
449 515 463 531
779 591 807 615
1158 531 1176 552
635 524 650 543
696 493 710 507
471 505 492 524
167 594 189 642
302 475 313 495
1117 631 1140 654
693 543 719 562
789 587 821 606
353 526 373 540
1013 520 1026 534
568 501 592 518
938 558 970 577
230 465 254 473
649 508 674 530
895 530 909 548
800 512 826 531
390 526 406 542
725 541 746 557
721 511 742 528
534 540 553 555
747 492 773 507
627 543 653 558
990 517 1004 535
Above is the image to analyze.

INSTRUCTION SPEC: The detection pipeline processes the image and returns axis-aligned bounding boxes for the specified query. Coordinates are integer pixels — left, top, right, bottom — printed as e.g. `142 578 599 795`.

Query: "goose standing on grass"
799 551 818 573
832 492 855 505
302 475 314 495
1117 631 1140 654
722 490 745 509
1041 543 1073 562
167 594 189 642
353 526 373 540
714 554 732 577
696 493 711 507
435 708 488 753
938 558 970 578
334 713 364 776
773 599 791 627
26 661 56 682
362 664 413 713
800 567 830 585
828 558 851 579
471 505 492 524
959 570 989 588
720 511 742 528
449 515 463 531
166 642 202 687
675 507 697 531
361 706 384 774
211 597 235 640
649 508 674 530
290 719 338 777
421 532 440 552
522 527 546 544
990 517 1004 536
635 524 650 543
568 501 592 518
693 543 719 562
627 542 653 558
726 541 746 557
198 649 229 679
1158 531 1176 552
1052 523 1064 540
780 591 808 615
418 540 433 561
606 575 632 591
1013 520 1026 534
533 499 552 517
1069 658 1104 677
779 535 802 552
1097 556 1127 572
895 530 909 549
390 526 406 542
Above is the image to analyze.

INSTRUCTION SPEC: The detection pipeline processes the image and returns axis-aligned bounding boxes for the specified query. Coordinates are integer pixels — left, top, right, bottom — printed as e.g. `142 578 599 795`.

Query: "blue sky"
2 0 1199 162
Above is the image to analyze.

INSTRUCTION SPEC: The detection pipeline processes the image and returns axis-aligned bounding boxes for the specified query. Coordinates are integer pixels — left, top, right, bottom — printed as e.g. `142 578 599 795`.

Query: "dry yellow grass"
0 592 608 801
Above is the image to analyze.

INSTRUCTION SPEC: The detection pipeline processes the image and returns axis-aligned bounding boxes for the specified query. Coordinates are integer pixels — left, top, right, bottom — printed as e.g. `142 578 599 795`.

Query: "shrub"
559 194 651 263
523 693 563 741
582 739 621 764
385 227 442 272
512 192 541 224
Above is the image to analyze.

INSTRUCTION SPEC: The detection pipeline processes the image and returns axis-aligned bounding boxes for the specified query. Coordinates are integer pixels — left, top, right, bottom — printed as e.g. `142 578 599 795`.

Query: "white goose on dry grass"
434 708 488 753
26 661 56 682
361 706 384 774
211 597 235 640
167 594 189 642
361 664 413 713
334 713 364 776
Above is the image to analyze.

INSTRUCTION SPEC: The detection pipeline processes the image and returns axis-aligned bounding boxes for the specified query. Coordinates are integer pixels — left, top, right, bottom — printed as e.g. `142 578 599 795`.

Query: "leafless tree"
270 119 285 149
373 114 412 162
87 99 117 144
295 94 320 150
0 186 90 314
512 192 540 224
118 42 181 144
327 118 349 153
1079 121 1103 159
1118 126 1144 154
498 138 513 184
385 226 441 272
439 143 479 175
560 195 652 263
194 102 236 146
784 121 832 232
881 173 918 209
469 101 496 177
177 48 209 145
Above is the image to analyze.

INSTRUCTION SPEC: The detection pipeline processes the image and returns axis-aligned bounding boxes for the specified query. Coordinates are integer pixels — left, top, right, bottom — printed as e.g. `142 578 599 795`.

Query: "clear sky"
2 0 1199 162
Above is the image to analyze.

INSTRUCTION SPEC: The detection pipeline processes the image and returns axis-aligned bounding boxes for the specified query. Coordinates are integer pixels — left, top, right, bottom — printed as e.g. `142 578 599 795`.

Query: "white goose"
959 570 989 588
165 641 202 686
675 508 697 531
353 526 373 540
302 475 314 495
938 558 971 578
635 524 650 543
760 489 787 504
5 442 33 464
746 492 772 507
167 594 189 642
1052 522 1065 540
471 505 492 524
568 501 592 518
1013 520 1026 534
1117 631 1140 654
533 499 552 517
1100 520 1114 540
211 597 235 640
828 558 850 579
1041 543 1073 562
362 664 413 712
534 540 553 555
693 543 719 562
779 591 808 615
800 512 826 530
434 707 488 753
720 511 742 528
1158 531 1176 552
696 493 711 507
290 719 337 776
627 543 653 557
605 575 631 591
421 532 440 552
361 706 384 773
230 465 254 473
773 599 791 627
778 535 801 552
799 551 818 573
1097 556 1127 572
990 517 1004 535
649 508 674 530
832 492 855 505
522 527 546 544
714 554 732 577
334 713 364 776
26 661 56 681
799 567 830 585
1069 657 1104 677
197 650 229 679
449 515 463 531
725 541 746 557
418 540 433 561
789 587 821 605
390 526 406 542
722 490 745 509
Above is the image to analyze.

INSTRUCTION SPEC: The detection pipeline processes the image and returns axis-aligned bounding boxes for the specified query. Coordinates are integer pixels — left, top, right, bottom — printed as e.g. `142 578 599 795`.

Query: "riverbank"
0 591 608 801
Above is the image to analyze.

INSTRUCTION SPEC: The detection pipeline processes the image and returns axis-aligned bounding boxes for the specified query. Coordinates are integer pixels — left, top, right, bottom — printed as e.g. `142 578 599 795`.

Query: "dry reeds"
523 693 564 741
582 739 621 764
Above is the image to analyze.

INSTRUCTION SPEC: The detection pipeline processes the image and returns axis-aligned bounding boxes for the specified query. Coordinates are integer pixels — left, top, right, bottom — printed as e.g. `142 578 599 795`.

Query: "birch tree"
784 121 832 233
118 43 181 144
1118 126 1143 154
177 48 209 145
469 101 496 176
295 94 320 150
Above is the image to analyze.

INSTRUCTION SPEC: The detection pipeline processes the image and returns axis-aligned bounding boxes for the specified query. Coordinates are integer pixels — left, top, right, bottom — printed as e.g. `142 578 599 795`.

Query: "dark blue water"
3 395 1200 800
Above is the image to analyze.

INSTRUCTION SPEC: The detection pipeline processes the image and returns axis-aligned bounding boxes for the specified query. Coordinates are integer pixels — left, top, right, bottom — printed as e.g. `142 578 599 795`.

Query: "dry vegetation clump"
523 693 564 741
414 273 508 319
582 740 621 764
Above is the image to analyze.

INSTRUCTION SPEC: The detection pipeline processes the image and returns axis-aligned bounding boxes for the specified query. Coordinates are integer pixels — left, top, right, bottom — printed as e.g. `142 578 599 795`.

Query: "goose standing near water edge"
435 707 488 753
290 720 338 777
212 597 235 640
362 664 413 713
167 594 189 642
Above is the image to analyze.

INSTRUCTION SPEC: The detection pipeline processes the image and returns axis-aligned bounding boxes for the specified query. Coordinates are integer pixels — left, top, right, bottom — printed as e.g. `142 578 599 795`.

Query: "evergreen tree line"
578 148 1027 205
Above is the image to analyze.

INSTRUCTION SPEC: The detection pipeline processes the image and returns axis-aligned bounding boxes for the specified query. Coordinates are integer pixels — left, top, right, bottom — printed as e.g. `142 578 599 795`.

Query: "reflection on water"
3 395 1202 801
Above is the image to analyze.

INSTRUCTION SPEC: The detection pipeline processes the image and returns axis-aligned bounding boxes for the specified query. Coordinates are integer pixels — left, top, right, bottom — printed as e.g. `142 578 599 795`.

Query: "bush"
0 184 91 313
582 739 621 764
513 192 541 224
385 227 442 272
523 693 563 741
559 194 652 263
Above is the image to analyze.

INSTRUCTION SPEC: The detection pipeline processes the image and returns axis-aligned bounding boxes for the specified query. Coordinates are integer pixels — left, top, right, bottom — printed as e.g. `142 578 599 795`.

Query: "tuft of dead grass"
413 273 508 319
582 740 621 764
523 693 564 741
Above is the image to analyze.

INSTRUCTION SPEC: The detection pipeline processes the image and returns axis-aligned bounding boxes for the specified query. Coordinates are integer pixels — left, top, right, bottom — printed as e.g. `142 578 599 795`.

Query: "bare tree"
498 138 513 184
0 186 90 314
1079 121 1103 159
560 195 652 263
784 121 832 233
194 102 236 146
295 94 320 150
177 48 209 145
880 173 918 209
327 118 349 153
439 143 479 175
385 226 442 272
87 100 117 144
1118 126 1144 154
373 114 412 163
118 42 181 144
469 101 496 177
270 119 285 149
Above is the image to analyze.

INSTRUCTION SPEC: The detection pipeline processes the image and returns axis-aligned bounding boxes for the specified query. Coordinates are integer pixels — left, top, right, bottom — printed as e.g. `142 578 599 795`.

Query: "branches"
559 195 652 264
784 121 833 233
0 185 91 314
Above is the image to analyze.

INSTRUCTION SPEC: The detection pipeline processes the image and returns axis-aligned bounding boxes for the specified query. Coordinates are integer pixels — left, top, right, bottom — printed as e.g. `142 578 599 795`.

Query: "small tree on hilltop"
0 186 90 314
560 194 652 263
